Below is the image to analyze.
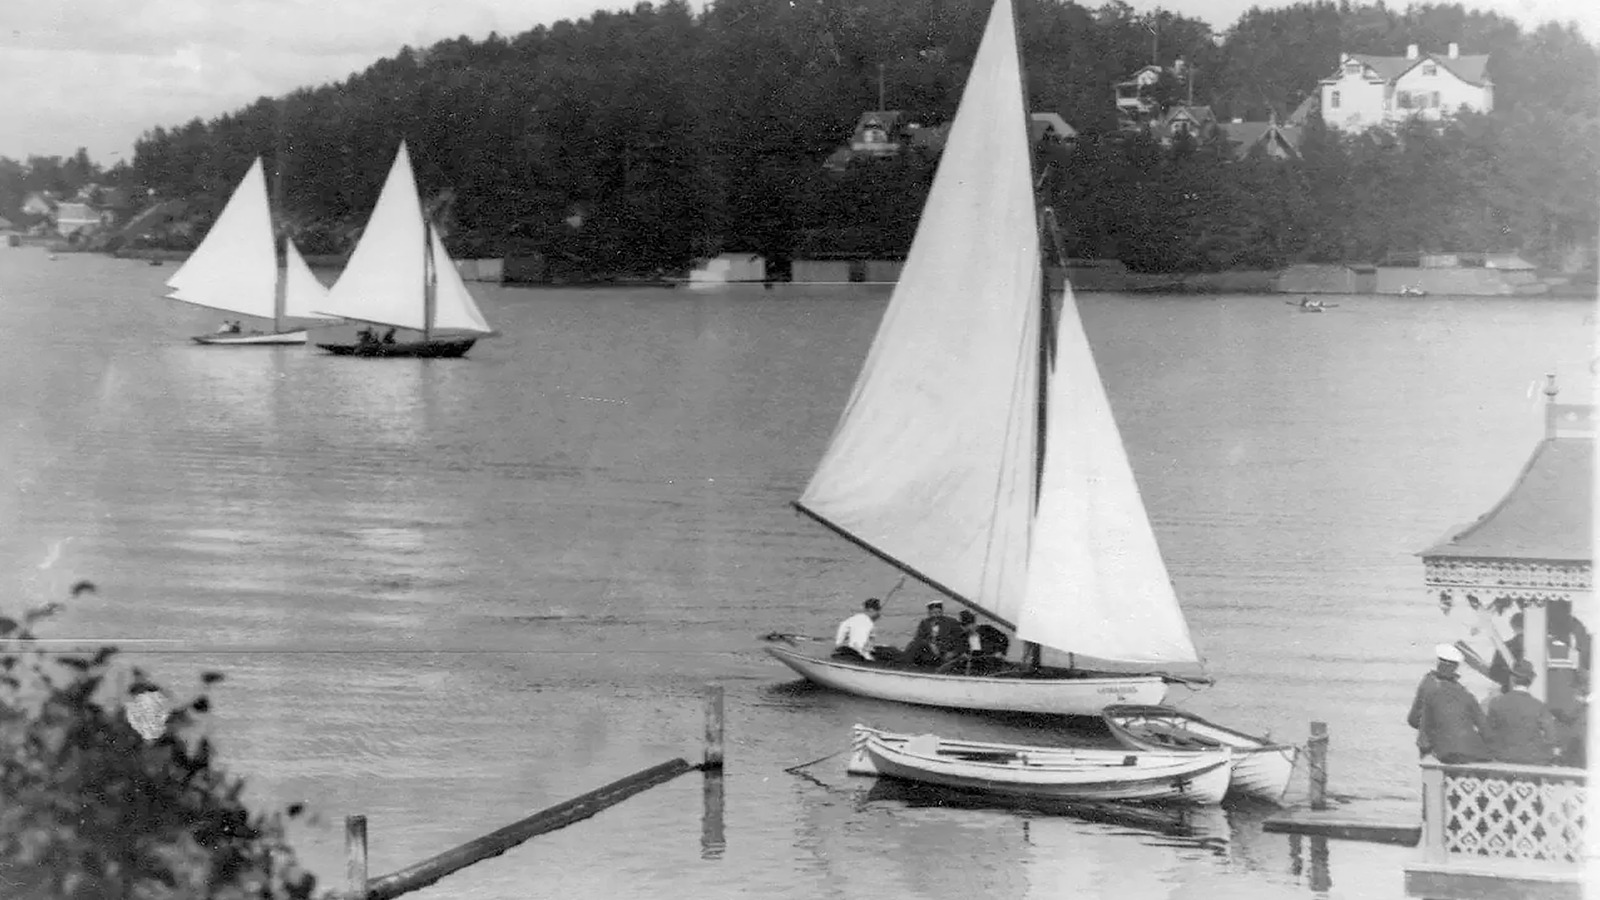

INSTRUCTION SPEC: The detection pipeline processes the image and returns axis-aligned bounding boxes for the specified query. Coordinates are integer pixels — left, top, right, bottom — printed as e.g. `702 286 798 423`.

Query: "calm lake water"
1 246 1593 899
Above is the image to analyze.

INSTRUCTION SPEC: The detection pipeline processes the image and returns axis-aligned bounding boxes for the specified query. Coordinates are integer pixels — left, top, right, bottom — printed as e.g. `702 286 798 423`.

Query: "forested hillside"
5 0 1596 274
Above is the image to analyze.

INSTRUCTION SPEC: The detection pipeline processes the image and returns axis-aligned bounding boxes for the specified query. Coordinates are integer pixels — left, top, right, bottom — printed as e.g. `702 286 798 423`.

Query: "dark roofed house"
1218 114 1305 161
1155 105 1218 146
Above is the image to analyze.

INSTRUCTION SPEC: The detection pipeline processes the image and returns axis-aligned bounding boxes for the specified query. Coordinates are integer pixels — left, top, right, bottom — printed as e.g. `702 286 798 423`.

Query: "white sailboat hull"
765 645 1168 716
1102 704 1300 803
854 726 1231 806
192 330 308 346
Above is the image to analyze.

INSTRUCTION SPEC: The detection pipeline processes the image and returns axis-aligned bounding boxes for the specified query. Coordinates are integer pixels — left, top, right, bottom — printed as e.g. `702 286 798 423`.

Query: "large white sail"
428 227 494 334
317 142 427 330
281 241 337 321
165 158 277 319
796 0 1041 627
1016 284 1202 668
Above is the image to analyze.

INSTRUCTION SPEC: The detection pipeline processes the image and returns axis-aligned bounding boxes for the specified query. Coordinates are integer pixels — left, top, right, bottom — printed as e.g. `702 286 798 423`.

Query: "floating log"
355 758 695 900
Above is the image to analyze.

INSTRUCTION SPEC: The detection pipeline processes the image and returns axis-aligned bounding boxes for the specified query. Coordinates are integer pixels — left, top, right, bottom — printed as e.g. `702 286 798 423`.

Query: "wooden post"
1308 721 1329 811
345 815 369 900
701 769 726 859
1419 762 1448 863
703 684 725 771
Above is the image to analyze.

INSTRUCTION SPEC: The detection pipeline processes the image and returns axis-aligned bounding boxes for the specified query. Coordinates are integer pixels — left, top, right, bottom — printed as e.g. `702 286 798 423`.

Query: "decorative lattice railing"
1420 760 1586 864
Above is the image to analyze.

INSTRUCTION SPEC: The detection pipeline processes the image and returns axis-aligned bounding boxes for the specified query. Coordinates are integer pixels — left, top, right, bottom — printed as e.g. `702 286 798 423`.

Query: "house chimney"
1406 43 1419 59
1448 42 1459 58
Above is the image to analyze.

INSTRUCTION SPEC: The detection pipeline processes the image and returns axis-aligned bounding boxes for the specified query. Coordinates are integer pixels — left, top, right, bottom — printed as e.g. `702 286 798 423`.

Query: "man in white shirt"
833 597 882 663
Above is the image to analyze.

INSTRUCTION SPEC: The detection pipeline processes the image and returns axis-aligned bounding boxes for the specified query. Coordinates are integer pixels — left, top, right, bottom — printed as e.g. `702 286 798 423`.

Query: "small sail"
1016 283 1202 668
796 0 1041 627
428 227 493 334
281 241 337 320
165 158 277 319
317 143 427 330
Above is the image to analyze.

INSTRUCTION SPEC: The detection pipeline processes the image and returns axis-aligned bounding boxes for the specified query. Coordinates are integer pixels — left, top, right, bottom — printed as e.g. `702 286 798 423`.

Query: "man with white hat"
1406 643 1489 764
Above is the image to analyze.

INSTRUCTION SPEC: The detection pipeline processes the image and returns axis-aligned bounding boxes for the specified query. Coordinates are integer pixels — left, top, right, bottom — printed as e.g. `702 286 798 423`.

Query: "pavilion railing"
1419 760 1586 865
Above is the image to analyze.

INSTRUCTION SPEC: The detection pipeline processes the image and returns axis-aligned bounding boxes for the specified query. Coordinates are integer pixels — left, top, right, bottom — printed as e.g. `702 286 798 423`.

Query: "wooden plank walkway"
1263 809 1420 846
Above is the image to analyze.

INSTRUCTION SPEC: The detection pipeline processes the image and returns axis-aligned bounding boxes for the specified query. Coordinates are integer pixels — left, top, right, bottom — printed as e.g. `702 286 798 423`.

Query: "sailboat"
764 0 1208 716
165 157 337 345
312 142 494 358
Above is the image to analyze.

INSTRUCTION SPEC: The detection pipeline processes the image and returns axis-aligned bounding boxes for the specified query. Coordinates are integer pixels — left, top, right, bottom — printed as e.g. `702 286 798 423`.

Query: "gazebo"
1406 375 1591 900
1422 375 1594 708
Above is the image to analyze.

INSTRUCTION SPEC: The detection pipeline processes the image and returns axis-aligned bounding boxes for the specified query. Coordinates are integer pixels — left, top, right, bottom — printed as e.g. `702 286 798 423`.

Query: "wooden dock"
1263 809 1420 846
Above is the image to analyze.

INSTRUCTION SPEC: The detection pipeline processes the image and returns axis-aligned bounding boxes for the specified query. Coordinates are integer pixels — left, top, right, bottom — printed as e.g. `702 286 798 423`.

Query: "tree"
0 589 321 900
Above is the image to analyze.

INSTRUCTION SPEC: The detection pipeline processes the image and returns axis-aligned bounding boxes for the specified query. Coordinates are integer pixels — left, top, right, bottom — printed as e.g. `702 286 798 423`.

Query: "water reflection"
701 770 726 859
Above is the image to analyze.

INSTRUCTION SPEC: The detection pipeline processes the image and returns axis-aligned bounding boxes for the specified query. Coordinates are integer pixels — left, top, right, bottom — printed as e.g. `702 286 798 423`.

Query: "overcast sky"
2 0 1594 164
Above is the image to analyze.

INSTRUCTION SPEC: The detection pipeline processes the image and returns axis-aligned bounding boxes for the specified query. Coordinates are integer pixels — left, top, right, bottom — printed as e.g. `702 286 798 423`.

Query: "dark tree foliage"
0 592 320 900
1 0 1595 274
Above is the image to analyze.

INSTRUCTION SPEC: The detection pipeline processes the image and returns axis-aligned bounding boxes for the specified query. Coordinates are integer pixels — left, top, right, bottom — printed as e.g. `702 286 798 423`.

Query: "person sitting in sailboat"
904 600 966 668
833 597 883 663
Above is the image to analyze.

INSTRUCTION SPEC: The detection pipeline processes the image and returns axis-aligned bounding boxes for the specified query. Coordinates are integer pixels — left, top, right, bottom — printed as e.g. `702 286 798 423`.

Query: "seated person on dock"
903 600 966 668
1407 644 1489 764
833 597 883 663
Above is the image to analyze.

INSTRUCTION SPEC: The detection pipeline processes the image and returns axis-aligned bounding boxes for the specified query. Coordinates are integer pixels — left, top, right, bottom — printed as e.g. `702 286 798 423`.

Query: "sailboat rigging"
164 157 337 346
312 142 495 358
764 0 1208 716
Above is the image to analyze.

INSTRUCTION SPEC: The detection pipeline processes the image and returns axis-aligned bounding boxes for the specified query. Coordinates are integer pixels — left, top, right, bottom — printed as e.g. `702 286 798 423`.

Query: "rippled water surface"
1 247 1592 899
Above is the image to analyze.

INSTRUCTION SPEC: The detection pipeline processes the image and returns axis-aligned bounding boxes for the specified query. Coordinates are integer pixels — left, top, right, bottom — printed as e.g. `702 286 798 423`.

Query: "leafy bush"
0 586 321 900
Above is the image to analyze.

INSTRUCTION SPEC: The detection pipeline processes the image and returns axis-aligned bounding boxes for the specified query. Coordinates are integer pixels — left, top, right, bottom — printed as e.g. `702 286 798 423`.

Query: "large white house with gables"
1319 42 1493 131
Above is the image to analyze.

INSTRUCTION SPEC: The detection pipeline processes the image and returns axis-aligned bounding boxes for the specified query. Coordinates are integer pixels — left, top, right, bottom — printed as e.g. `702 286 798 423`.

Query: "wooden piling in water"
353 758 694 900
703 683 725 771
1308 721 1329 811
345 815 368 898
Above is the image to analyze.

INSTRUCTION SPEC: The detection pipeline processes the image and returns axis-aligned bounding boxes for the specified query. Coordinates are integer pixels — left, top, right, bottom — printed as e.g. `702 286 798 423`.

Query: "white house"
1319 42 1492 132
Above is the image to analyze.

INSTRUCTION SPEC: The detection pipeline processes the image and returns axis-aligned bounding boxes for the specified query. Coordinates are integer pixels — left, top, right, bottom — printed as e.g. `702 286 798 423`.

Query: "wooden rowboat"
1102 704 1299 803
849 725 1231 806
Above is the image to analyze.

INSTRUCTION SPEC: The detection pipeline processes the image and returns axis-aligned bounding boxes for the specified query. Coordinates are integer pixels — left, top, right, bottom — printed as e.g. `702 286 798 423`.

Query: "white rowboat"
1102 704 1299 803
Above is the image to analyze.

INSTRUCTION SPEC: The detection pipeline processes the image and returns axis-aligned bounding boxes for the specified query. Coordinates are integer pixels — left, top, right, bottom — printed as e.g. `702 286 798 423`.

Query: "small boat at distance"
313 142 496 358
163 157 338 345
1102 704 1299 803
849 725 1231 806
1399 284 1428 297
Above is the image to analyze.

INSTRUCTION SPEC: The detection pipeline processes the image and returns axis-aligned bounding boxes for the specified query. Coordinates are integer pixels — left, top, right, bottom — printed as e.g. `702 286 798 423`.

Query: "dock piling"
704 683 725 771
1308 721 1329 811
345 815 369 899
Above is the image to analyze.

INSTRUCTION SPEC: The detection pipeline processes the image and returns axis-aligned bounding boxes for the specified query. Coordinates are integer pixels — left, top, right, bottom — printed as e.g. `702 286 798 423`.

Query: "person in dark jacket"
903 600 966 667
1407 643 1490 764
1483 660 1559 765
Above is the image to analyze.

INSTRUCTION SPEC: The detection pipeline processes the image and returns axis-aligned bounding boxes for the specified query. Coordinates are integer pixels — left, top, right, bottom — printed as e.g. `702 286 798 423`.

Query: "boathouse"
1408 375 1591 900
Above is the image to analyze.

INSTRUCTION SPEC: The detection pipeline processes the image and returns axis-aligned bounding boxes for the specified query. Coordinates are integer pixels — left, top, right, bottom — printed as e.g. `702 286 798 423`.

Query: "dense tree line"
2 0 1595 274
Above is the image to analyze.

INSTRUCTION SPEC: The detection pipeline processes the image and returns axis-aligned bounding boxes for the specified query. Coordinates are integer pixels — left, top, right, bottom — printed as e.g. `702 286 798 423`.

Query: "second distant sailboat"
165 157 337 345
313 142 495 358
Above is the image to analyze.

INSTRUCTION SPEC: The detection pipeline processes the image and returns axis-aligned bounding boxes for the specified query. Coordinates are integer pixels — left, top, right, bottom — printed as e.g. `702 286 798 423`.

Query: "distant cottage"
1319 42 1493 132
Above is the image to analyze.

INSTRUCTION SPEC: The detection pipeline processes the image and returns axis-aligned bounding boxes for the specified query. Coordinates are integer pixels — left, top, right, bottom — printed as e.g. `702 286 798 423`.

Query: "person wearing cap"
904 600 966 668
1407 643 1489 764
833 597 883 663
1482 659 1559 765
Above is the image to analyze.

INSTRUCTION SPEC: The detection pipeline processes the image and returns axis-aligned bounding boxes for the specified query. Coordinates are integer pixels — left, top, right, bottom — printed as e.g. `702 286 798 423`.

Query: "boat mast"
1010 0 1053 670
271 100 288 334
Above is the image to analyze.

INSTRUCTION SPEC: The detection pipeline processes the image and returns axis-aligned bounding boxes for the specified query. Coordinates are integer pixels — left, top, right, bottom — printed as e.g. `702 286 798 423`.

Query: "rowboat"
1102 704 1299 803
849 725 1231 806
765 0 1209 717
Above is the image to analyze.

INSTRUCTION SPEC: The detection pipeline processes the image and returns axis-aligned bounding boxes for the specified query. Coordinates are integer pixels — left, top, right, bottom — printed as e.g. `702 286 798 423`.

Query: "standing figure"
1487 613 1526 694
1483 660 1559 765
1407 644 1490 764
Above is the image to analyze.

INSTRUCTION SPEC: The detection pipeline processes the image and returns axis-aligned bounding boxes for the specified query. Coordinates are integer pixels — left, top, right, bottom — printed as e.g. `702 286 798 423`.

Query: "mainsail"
797 0 1202 675
317 143 428 330
316 143 494 336
797 0 1041 628
165 158 277 319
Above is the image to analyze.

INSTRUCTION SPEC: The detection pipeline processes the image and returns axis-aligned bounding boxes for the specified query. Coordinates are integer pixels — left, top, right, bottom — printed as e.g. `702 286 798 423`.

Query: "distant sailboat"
312 142 494 358
165 157 337 345
764 0 1208 716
